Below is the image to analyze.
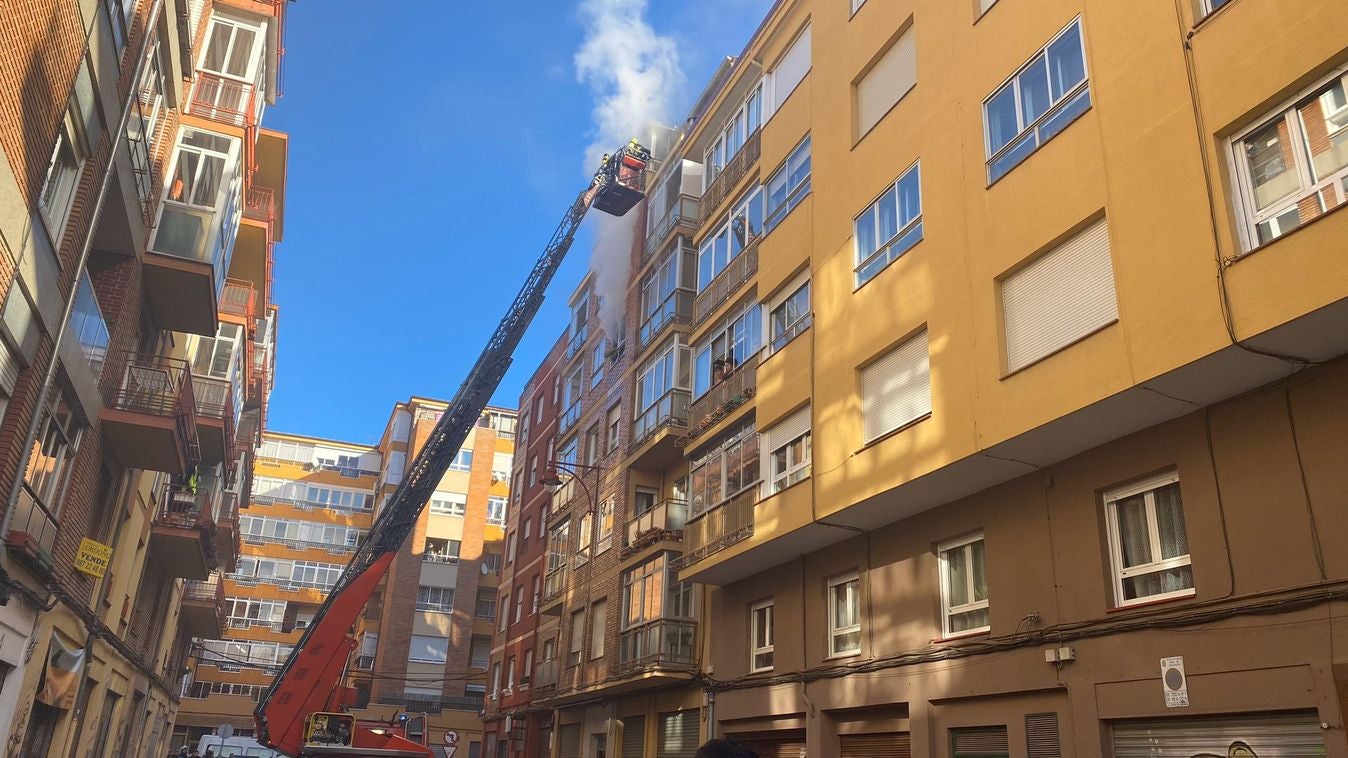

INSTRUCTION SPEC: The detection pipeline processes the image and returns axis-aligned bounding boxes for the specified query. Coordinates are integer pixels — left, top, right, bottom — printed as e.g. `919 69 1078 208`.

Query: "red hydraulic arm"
254 142 652 757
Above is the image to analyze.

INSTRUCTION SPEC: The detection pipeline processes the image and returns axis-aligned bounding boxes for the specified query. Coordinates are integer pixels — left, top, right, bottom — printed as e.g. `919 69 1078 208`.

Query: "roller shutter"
558 724 582 758
952 726 1009 758
536 728 552 758
1111 712 1324 757
623 715 646 758
1025 713 1060 758
861 329 931 443
735 730 807 758
840 733 912 758
656 710 699 758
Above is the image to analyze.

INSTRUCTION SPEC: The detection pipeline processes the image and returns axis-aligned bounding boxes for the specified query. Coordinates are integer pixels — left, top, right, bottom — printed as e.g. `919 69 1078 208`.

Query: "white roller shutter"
861 330 931 443
856 27 916 137
656 710 700 758
1001 218 1118 373
762 405 810 494
1111 712 1324 757
769 25 811 114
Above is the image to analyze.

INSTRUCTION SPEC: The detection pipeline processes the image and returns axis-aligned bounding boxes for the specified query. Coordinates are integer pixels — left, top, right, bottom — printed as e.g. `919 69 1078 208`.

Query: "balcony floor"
144 253 217 336
150 523 212 580
100 409 189 473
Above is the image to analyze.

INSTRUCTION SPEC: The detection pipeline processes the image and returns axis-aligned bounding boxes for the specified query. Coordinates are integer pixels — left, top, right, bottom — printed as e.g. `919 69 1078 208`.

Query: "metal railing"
193 375 232 420
184 575 228 631
422 552 460 565
694 240 759 324
158 482 219 530
542 567 568 603
565 325 588 360
219 278 257 319
5 485 59 572
638 289 694 349
677 486 758 570
244 186 275 221
617 619 698 673
631 389 690 450
105 350 198 421
189 71 259 128
625 499 688 548
689 350 760 429
354 655 374 671
643 194 700 258
702 129 761 213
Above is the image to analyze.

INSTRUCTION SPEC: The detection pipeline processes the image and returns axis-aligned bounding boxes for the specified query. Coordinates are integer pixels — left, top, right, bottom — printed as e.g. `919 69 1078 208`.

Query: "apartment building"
353 398 518 749
0 0 285 755
172 432 379 745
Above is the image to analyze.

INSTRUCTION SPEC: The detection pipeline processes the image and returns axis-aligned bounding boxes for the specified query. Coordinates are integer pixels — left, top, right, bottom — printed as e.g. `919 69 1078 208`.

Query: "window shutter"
1111 713 1324 758
856 27 916 137
656 710 700 758
770 25 812 113
1025 714 1061 758
952 727 1009 757
622 716 646 758
0 339 21 396
762 405 810 494
1001 218 1118 373
840 733 912 758
558 724 581 758
861 330 931 443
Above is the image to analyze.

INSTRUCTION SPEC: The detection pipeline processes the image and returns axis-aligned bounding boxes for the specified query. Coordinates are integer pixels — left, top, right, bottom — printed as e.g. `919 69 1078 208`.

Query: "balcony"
218 278 258 325
558 400 582 436
702 129 760 215
565 324 589 361
687 350 760 443
244 186 275 222
181 574 227 638
189 71 262 129
694 239 759 325
643 194 700 259
533 658 559 693
4 486 59 577
100 352 199 474
624 499 688 555
354 655 375 671
375 693 483 715
617 619 697 674
677 487 757 571
540 566 568 612
193 375 235 466
629 389 690 468
145 194 233 335
215 488 242 574
151 482 219 580
638 289 694 350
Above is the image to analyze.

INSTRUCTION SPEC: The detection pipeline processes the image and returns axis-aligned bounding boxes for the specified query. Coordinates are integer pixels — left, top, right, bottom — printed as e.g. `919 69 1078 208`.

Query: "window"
568 611 585 666
416 586 455 614
689 422 759 519
854 162 922 286
1105 472 1193 606
23 392 82 517
765 138 812 231
499 593 510 632
483 552 502 575
106 0 135 51
692 301 762 399
423 537 461 563
749 600 774 672
641 246 697 345
570 295 590 350
490 662 502 698
39 126 84 239
591 343 605 388
768 277 810 355
952 726 1009 758
200 13 263 81
855 26 916 138
529 455 538 487
577 511 594 562
429 492 467 517
547 520 571 574
505 656 516 690
408 635 449 663
590 600 607 659
828 573 862 657
767 24 811 114
764 407 811 494
634 341 689 416
475 589 497 620
521 649 534 685
487 496 508 526
939 534 989 636
128 39 168 208
984 18 1090 183
71 271 109 374
1000 217 1117 372
531 574 540 612
468 635 491 669
861 329 931 443
703 85 763 187
596 498 614 554
449 449 474 472
850 0 866 14
606 403 622 453
153 128 238 261
697 187 764 292
523 518 532 541
585 424 602 467
621 553 695 630
562 366 584 430
1231 71 1348 248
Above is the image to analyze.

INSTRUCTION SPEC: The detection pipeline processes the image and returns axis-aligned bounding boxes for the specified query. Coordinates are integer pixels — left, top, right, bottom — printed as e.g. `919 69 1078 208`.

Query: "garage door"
1112 712 1325 757
840 733 912 758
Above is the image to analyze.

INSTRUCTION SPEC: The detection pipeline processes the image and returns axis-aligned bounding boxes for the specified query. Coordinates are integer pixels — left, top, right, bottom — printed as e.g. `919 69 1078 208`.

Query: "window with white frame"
522 649 534 685
153 128 239 261
764 406 811 494
127 39 168 207
515 589 525 623
851 0 867 14
408 635 449 663
697 187 764 292
490 662 502 697
765 138 812 231
429 492 467 517
855 26 917 139
416 586 455 614
749 599 774 672
855 161 923 286
71 271 109 375
449 449 473 472
938 533 989 636
768 276 810 355
606 403 622 453
767 25 811 115
984 18 1090 183
1000 217 1117 373
570 295 590 349
23 392 82 518
488 496 508 526
475 589 497 620
860 329 931 443
704 85 763 187
692 300 762 399
39 126 84 240
506 532 517 564
585 424 601 467
200 13 263 83
577 511 594 560
634 340 689 416
591 343 605 387
106 0 135 51
621 552 696 631
1200 0 1231 15
1231 71 1348 249
505 655 516 690
688 421 760 519
1105 472 1193 606
828 573 862 657
523 518 532 541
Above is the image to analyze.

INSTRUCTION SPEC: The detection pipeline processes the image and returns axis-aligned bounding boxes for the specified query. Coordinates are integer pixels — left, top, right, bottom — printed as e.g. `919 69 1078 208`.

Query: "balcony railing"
105 351 198 423
617 619 698 673
193 375 232 420
638 289 694 349
219 278 258 320
565 325 589 360
677 486 758 570
422 551 460 565
533 658 559 691
694 240 759 325
542 567 568 603
189 71 260 128
630 389 690 450
244 186 275 222
625 499 688 550
158 482 220 530
376 693 483 715
689 350 760 431
184 574 226 604
643 195 700 258
558 400 582 435
354 655 374 671
702 129 761 213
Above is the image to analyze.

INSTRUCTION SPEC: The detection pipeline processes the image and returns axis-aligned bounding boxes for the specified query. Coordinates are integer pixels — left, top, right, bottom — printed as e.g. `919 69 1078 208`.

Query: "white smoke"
575 0 683 337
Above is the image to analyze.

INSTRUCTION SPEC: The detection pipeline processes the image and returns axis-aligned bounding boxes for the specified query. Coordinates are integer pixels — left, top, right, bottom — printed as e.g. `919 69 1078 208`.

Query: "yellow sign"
74 538 113 578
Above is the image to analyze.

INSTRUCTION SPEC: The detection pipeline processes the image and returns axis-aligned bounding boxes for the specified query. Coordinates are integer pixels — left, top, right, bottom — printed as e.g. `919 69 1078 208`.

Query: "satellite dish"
481 562 491 575
218 724 235 739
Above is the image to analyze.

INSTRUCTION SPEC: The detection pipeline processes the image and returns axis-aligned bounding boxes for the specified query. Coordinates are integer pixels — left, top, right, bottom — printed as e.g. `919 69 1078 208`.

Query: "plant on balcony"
680 386 756 447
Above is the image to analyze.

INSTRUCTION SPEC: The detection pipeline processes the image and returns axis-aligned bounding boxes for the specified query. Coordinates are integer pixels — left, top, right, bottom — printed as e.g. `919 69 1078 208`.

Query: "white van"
194 735 283 757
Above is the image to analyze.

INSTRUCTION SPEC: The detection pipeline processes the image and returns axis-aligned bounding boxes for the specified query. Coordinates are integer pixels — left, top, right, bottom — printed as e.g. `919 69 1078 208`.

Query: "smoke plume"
575 0 683 337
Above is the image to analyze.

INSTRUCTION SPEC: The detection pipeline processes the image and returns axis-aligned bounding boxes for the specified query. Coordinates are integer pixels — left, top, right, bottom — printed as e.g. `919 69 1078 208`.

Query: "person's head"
695 738 758 758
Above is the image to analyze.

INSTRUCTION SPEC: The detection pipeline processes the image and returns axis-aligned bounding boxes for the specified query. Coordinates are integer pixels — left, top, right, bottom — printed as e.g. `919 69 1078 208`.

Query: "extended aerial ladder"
253 142 653 758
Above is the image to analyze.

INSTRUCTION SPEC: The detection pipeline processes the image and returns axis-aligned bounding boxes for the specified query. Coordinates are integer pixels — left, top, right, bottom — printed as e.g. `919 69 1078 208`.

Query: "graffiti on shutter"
1111 712 1325 758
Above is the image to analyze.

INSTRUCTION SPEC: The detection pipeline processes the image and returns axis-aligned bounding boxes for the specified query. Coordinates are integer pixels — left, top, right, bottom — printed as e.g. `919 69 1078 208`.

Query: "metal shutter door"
840 733 912 758
861 329 930 443
770 25 812 113
1111 712 1325 757
558 724 582 758
656 711 699 758
1001 217 1118 373
622 716 646 758
856 27 917 136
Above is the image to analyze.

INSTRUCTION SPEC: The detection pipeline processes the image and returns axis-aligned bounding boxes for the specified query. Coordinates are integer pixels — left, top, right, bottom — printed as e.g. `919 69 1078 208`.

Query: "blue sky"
263 0 773 445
